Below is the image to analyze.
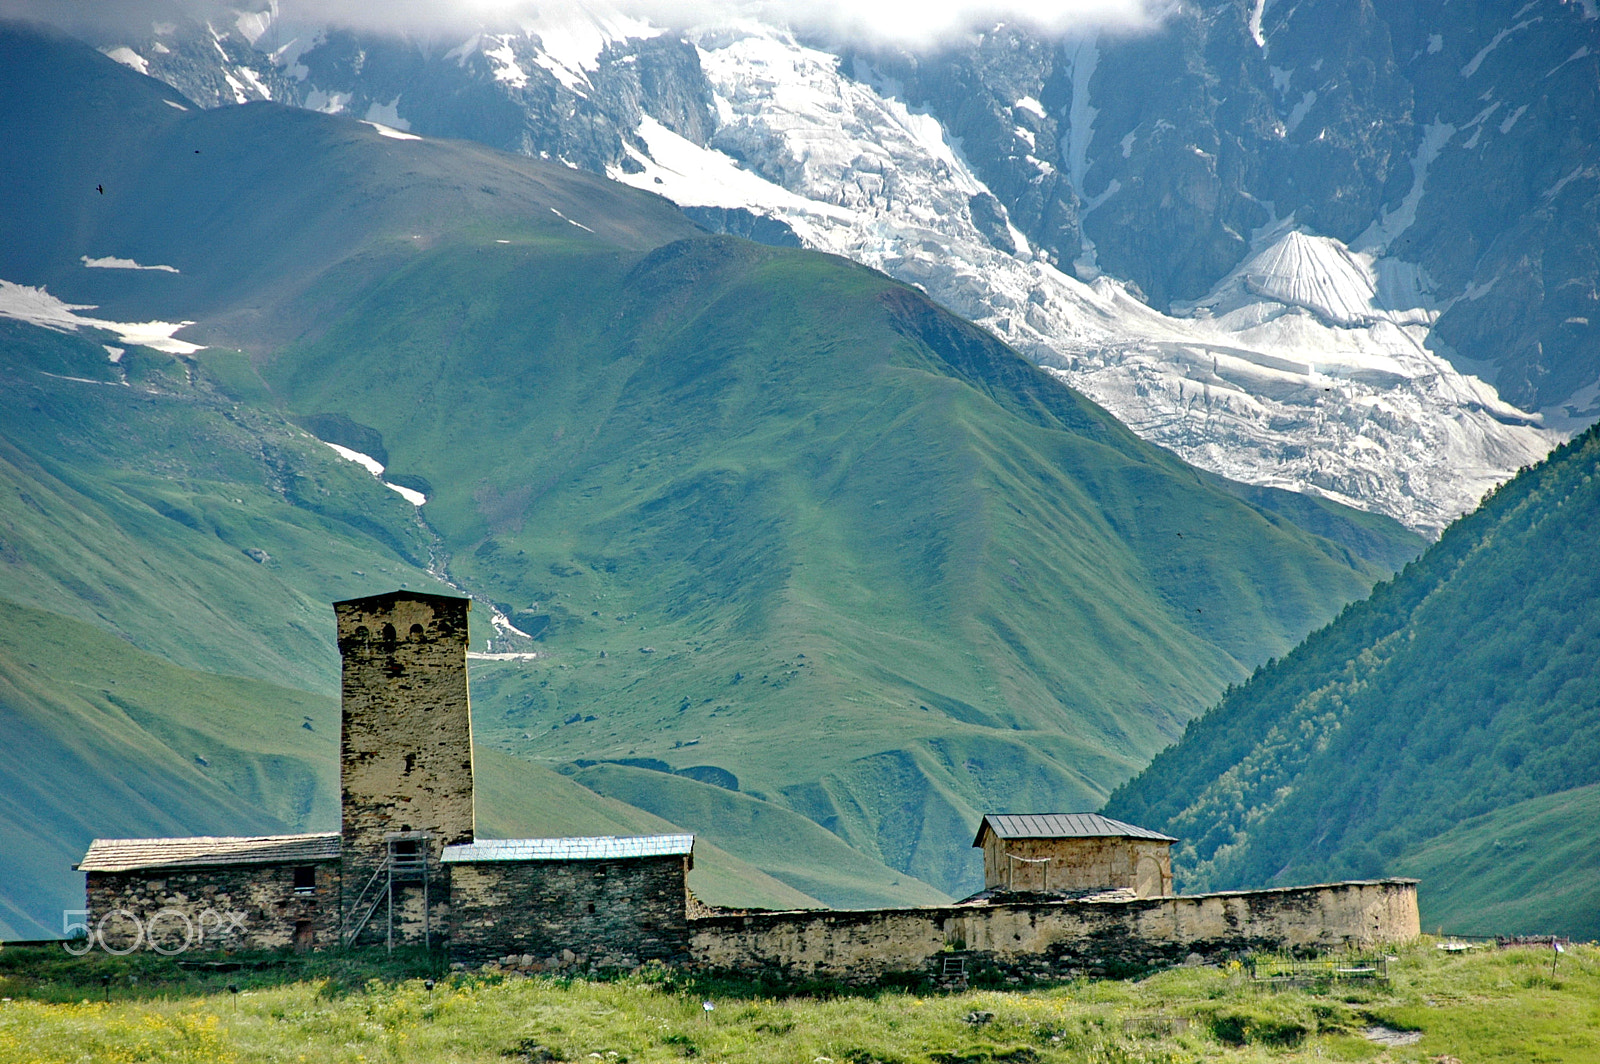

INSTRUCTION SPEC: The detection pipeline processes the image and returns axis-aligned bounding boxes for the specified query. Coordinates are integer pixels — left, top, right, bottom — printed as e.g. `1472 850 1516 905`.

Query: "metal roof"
77 832 342 872
443 834 695 863
972 814 1176 846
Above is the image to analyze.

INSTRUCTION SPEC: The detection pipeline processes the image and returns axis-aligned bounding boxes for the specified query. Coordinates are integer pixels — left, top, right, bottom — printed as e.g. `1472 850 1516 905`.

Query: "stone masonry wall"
449 856 691 968
981 835 1173 896
86 862 339 953
690 879 1420 983
337 592 473 946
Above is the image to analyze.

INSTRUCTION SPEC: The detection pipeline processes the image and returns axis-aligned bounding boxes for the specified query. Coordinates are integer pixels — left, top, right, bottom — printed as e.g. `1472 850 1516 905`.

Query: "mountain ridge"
64 2 1594 533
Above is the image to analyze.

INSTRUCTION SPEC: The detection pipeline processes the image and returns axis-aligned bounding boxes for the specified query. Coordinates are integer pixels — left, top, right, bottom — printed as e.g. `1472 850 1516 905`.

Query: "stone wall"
690 879 1420 983
336 591 474 946
980 835 1173 896
449 856 691 968
86 861 339 953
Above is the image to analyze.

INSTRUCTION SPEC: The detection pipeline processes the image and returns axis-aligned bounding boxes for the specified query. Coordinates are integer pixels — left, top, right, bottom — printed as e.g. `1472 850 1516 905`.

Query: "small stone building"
443 834 695 967
76 833 340 952
973 813 1175 897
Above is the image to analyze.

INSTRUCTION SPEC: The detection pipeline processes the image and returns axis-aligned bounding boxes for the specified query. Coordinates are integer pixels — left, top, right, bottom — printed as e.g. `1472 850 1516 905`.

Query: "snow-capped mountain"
78 1 1599 533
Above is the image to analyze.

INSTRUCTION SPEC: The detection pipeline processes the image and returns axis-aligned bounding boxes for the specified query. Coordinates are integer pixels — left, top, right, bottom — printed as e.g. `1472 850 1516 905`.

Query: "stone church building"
77 590 1420 976
78 590 695 960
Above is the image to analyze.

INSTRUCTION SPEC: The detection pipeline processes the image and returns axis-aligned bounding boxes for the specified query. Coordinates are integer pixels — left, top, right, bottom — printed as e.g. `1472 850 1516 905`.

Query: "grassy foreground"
0 940 1595 1063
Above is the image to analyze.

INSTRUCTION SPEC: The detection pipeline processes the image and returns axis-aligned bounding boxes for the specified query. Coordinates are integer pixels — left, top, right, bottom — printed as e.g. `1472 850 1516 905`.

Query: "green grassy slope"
1106 425 1600 936
1395 784 1600 939
0 319 447 694
0 26 702 344
0 595 817 939
0 26 1422 920
0 597 337 940
473 750 823 912
265 233 1418 897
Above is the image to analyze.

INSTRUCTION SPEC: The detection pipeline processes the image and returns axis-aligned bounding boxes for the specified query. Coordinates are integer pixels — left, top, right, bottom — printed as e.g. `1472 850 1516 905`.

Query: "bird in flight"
96 184 103 194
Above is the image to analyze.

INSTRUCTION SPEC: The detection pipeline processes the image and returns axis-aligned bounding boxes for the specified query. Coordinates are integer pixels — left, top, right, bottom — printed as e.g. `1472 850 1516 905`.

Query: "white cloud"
5 0 1169 48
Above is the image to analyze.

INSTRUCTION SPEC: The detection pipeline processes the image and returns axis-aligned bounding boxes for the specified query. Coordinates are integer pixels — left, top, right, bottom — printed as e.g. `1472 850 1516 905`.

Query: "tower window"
293 866 316 895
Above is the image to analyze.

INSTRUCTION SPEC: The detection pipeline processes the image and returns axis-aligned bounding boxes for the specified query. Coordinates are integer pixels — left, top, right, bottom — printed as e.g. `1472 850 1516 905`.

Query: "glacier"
99 7 1570 536
604 23 1556 534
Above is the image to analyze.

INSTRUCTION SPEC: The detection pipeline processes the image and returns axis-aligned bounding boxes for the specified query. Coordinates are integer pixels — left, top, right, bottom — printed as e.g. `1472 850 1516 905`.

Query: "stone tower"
335 590 474 945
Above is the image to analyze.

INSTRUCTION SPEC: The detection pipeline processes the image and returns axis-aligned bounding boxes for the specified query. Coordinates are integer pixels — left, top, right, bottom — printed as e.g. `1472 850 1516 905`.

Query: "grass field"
0 939 1593 1063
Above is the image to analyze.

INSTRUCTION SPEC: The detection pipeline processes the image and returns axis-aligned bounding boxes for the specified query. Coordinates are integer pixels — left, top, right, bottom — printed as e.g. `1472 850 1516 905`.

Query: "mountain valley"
0 22 1428 937
1 0 1596 945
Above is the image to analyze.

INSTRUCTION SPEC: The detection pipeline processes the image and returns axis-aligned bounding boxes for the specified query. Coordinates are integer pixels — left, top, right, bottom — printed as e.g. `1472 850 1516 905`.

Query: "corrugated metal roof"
972 814 1176 846
443 834 695 863
77 833 342 872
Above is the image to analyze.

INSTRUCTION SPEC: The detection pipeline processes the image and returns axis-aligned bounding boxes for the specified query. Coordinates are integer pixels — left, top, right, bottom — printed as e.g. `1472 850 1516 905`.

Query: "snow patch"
1247 0 1270 47
1269 65 1292 93
0 279 200 354
1498 104 1529 133
386 482 427 506
364 97 410 131
103 346 124 363
325 443 384 477
1286 90 1317 132
103 46 149 76
1218 229 1383 327
81 255 180 273
527 5 658 79
233 10 273 45
613 114 841 220
444 34 481 65
221 70 249 105
1462 18 1539 77
162 98 188 111
304 89 351 114
235 65 272 100
270 32 317 81
1355 120 1454 254
1014 95 1045 119
1543 165 1587 200
550 208 595 232
487 604 534 642
322 442 427 506
484 36 531 89
360 120 420 140
1064 35 1099 195
1427 33 1443 54
1547 45 1591 78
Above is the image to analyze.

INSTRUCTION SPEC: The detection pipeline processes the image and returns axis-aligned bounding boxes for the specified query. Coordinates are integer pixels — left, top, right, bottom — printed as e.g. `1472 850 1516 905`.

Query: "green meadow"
0 940 1594 1063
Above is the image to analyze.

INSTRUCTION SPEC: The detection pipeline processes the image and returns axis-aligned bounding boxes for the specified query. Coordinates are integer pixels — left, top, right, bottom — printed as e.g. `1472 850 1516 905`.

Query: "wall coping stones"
443 834 695 863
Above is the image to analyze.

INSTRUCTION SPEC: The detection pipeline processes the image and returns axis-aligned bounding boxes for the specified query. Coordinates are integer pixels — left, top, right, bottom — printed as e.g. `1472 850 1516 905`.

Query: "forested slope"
1107 425 1600 937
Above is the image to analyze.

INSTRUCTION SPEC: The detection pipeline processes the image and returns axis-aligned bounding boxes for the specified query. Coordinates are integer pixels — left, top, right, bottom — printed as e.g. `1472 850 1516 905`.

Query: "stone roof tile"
77 833 342 872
